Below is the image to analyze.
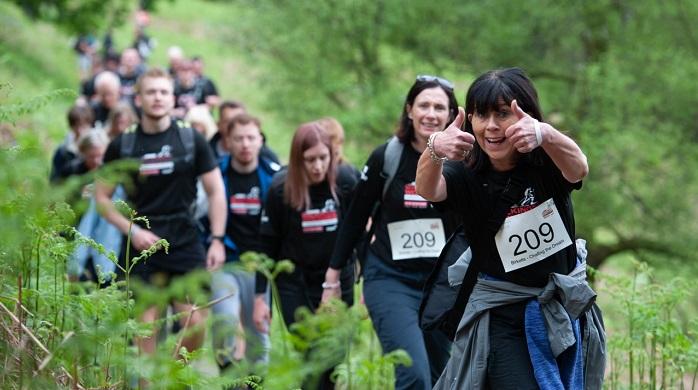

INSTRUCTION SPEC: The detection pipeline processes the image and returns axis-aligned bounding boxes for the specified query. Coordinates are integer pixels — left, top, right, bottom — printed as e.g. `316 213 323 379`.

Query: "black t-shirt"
200 76 218 97
329 142 458 274
225 168 263 254
90 102 111 128
59 158 89 179
438 155 582 287
174 77 216 110
103 121 217 269
119 70 142 101
257 167 357 292
50 144 79 183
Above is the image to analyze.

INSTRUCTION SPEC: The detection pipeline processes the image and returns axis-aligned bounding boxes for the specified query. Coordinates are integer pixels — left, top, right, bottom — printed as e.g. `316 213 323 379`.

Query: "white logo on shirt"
230 186 262 215
301 199 338 233
139 145 174 176
360 165 369 181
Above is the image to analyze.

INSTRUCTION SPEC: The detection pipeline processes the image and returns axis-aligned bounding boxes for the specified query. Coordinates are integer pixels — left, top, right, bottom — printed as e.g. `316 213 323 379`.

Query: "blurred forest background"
1 0 698 388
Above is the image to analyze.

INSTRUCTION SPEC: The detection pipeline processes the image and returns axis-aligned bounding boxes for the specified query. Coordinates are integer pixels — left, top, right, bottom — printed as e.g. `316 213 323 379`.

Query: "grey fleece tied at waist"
434 261 606 390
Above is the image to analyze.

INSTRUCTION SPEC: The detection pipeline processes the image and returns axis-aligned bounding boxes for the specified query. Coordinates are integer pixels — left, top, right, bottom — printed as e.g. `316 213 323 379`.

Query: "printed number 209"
509 222 554 256
401 232 436 249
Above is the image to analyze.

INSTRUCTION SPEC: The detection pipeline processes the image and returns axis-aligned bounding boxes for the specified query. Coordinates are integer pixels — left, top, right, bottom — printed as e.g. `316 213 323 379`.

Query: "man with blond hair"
95 67 227 361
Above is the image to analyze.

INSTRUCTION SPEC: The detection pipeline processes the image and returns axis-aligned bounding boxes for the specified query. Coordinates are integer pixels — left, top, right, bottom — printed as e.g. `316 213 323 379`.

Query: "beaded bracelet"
427 132 448 164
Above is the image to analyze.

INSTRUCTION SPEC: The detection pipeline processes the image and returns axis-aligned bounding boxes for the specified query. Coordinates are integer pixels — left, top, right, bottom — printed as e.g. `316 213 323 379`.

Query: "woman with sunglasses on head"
324 75 459 390
252 121 357 389
416 68 605 389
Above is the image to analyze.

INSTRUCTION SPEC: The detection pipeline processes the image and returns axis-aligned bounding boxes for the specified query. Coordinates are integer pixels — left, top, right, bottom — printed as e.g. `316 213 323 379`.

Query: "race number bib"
495 198 572 272
387 218 446 260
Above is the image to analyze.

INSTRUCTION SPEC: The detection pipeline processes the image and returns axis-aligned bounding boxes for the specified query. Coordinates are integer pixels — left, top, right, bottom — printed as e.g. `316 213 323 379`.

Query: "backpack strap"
380 136 403 200
119 124 138 158
118 122 195 162
176 120 195 164
356 137 404 269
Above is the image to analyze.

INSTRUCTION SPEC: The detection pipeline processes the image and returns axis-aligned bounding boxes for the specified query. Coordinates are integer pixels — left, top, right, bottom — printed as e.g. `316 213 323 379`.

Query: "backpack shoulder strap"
119 124 138 158
176 120 195 163
381 136 403 199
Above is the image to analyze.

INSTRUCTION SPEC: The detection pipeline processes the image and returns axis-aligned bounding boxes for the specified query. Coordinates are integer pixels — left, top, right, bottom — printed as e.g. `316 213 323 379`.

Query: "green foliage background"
2 0 698 388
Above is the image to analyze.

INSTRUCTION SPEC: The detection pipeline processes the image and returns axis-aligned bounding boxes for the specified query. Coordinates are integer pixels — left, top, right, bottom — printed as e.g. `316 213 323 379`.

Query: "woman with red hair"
252 121 358 388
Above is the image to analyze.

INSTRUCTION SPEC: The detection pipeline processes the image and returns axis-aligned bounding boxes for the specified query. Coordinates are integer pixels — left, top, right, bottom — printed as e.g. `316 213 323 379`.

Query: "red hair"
285 122 337 211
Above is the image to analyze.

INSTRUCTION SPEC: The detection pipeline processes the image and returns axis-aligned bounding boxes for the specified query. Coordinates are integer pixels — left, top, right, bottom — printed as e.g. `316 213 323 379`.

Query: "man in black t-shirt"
95 68 227 362
191 56 220 107
118 48 144 106
172 59 219 119
90 71 122 129
207 113 279 369
210 101 246 161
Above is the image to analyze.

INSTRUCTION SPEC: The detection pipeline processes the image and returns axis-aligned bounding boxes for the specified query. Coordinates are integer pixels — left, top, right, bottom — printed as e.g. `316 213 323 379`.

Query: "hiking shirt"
255 167 358 293
174 77 216 110
438 155 582 287
226 169 262 253
218 154 277 258
103 121 217 270
330 142 458 279
49 132 79 183
119 69 143 102
90 101 111 128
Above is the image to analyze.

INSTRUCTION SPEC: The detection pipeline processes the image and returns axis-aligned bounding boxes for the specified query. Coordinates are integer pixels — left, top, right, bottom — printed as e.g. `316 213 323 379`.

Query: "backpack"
355 136 403 265
418 226 474 339
380 136 403 199
120 121 195 163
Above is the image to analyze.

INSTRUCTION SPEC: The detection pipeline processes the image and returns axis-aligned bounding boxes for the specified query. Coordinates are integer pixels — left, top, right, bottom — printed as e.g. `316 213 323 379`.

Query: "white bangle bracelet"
321 281 341 289
534 120 542 147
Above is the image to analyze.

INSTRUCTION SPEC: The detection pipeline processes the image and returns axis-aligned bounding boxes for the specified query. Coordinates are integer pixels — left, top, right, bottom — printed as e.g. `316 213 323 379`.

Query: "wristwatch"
211 235 225 243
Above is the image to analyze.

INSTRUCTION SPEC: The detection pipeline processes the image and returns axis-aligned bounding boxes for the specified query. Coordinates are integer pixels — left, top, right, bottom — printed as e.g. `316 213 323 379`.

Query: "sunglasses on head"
416 75 454 91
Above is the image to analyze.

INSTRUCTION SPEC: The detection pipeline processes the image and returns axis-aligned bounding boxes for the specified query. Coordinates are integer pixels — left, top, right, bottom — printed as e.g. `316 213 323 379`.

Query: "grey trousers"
210 269 270 366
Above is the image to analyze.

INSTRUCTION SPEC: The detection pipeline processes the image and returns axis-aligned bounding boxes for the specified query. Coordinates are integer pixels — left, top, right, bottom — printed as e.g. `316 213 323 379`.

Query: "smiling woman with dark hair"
416 67 605 389
325 75 460 390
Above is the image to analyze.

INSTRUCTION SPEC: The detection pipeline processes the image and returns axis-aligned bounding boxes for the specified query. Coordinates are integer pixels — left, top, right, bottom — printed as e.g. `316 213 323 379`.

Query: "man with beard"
204 113 279 370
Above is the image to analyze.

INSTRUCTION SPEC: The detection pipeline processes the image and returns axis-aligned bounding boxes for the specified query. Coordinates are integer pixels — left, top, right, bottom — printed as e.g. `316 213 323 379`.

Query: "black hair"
104 51 121 64
396 78 459 144
464 67 545 171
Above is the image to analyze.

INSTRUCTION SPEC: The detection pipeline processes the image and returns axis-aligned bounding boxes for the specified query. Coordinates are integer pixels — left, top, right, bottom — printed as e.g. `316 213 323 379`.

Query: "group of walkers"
52 27 605 388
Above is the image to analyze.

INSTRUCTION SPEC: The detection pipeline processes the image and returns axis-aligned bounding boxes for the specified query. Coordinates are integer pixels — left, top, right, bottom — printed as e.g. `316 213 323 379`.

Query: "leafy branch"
0 88 75 123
